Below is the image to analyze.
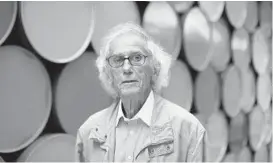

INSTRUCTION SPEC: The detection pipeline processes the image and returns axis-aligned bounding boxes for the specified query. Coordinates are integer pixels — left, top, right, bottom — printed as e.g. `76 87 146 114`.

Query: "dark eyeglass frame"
107 54 148 68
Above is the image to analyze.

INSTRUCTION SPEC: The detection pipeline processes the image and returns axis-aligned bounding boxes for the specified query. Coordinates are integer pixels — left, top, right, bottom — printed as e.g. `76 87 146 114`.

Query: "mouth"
122 80 138 84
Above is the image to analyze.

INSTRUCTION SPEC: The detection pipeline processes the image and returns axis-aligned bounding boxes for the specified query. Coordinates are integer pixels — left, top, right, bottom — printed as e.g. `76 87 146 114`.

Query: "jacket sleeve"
186 128 206 162
75 130 86 162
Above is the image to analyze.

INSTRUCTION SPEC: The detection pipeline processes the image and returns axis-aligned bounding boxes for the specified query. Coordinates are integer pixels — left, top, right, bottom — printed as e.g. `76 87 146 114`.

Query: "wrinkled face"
108 32 154 97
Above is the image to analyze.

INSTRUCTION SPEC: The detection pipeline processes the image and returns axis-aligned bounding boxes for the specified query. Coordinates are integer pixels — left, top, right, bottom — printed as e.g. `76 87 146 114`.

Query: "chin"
120 87 141 97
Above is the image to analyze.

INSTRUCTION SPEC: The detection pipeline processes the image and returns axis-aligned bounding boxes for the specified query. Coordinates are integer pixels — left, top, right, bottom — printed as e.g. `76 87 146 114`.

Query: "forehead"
109 32 148 55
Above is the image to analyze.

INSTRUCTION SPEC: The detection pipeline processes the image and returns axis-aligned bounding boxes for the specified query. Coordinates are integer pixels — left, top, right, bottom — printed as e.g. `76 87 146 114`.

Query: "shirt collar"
116 90 154 127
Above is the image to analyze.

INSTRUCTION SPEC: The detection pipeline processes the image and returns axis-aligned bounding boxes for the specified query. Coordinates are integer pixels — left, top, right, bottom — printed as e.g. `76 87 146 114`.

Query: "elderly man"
76 22 206 162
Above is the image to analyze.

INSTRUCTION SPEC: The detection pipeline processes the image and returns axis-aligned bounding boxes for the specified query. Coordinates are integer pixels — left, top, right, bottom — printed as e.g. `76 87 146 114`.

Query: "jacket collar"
88 93 174 161
115 90 154 127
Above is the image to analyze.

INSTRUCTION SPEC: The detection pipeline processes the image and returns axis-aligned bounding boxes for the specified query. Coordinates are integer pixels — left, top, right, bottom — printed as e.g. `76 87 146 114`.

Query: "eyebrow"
112 46 151 56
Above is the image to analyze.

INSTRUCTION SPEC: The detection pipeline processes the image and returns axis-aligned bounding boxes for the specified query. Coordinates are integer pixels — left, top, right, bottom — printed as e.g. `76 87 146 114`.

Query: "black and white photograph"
0 1 272 162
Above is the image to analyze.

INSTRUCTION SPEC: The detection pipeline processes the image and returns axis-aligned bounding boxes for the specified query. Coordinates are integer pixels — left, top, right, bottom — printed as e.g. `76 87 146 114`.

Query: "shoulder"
156 96 205 136
77 101 117 137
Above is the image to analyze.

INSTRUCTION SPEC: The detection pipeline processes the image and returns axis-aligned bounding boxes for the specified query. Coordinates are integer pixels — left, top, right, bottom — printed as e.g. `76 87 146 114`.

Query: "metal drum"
235 146 252 162
167 1 194 14
244 1 258 33
0 46 52 153
143 2 182 59
254 144 268 162
205 110 228 162
264 104 272 144
240 67 255 113
195 66 220 120
231 28 250 72
225 1 248 28
210 18 231 72
222 153 235 162
55 52 113 136
249 104 267 151
259 1 272 28
268 142 272 162
198 1 225 22
91 1 140 55
252 27 270 75
20 2 95 63
17 134 75 162
228 112 248 153
162 60 193 111
0 1 17 46
257 73 271 111
194 113 207 126
222 65 242 118
183 7 214 71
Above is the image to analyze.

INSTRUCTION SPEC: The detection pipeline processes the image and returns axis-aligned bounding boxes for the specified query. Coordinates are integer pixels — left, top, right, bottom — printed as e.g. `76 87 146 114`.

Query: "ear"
153 62 160 76
103 66 114 84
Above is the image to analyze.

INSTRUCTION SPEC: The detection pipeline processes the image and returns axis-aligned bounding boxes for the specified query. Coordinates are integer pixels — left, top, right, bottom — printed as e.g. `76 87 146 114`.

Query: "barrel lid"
167 1 194 14
264 103 272 144
259 1 272 28
249 104 267 151
269 142 272 162
257 73 271 111
252 27 270 75
194 113 207 126
222 65 242 118
254 144 268 162
0 46 52 153
17 134 75 162
183 7 213 71
210 19 231 72
222 153 235 162
240 67 256 113
162 60 193 111
195 66 220 119
231 28 250 71
55 52 112 136
20 2 95 63
0 1 17 46
226 1 248 28
91 1 140 55
228 112 248 153
198 1 225 22
244 1 258 33
205 110 228 162
235 146 252 162
143 1 182 59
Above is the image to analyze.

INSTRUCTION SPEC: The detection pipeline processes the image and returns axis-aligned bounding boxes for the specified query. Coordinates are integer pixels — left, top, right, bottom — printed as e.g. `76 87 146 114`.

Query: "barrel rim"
0 45 52 153
143 1 182 60
183 7 214 71
0 1 17 46
19 1 96 63
19 133 75 162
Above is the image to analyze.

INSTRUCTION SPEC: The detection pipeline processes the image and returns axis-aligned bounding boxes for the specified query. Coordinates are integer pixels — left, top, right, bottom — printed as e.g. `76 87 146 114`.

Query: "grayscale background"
0 1 272 162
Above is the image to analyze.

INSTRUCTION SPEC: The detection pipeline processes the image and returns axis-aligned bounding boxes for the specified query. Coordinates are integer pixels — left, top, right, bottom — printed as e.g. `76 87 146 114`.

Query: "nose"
122 59 133 74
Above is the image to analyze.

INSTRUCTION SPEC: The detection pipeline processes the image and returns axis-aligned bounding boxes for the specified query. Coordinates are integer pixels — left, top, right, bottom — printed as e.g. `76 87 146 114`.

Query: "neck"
121 89 151 119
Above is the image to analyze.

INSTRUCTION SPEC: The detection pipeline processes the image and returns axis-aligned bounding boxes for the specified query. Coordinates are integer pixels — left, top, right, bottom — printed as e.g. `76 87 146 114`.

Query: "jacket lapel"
88 100 119 162
134 94 174 160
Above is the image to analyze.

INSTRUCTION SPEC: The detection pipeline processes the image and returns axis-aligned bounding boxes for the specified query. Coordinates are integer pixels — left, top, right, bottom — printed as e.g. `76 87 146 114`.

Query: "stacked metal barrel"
0 1 271 162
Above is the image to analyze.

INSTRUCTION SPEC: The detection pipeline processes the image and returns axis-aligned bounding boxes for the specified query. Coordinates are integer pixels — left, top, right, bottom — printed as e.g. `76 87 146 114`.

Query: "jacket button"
96 128 98 131
105 135 107 139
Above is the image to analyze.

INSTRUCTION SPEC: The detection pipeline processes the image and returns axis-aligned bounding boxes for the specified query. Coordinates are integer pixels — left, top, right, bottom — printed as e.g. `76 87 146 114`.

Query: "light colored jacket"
76 94 206 162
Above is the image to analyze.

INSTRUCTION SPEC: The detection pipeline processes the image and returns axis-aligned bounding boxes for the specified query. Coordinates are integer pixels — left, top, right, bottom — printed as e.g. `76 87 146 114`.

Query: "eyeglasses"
107 53 148 68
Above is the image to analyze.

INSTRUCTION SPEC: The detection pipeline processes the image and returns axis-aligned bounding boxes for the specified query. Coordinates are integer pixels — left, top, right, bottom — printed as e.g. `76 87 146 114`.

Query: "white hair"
96 22 174 99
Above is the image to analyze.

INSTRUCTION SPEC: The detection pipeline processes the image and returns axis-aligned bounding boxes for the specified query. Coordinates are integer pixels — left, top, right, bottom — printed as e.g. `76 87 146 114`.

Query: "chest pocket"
148 141 174 158
135 122 175 162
